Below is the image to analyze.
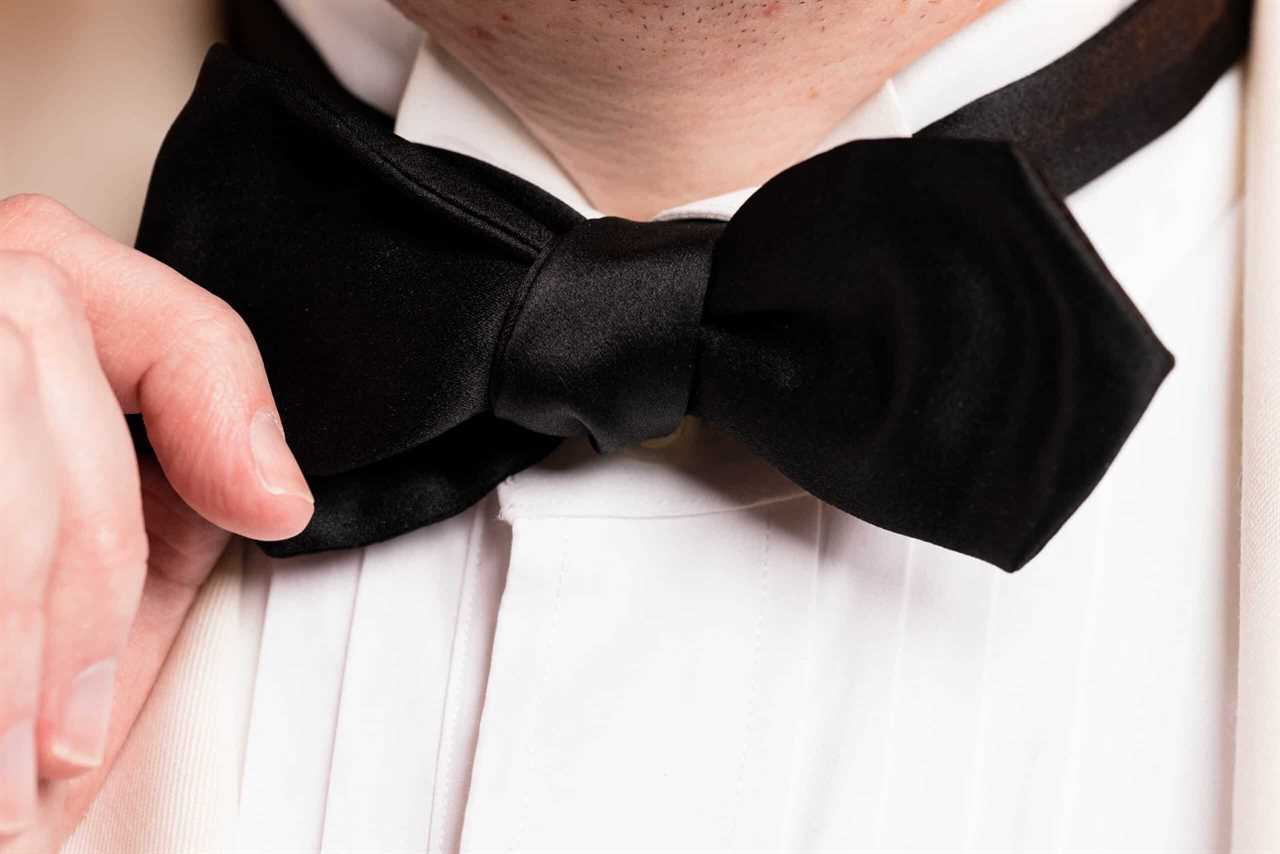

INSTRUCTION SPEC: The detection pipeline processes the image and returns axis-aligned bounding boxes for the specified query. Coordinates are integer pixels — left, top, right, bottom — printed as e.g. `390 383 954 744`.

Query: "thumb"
133 308 315 541
3 195 314 541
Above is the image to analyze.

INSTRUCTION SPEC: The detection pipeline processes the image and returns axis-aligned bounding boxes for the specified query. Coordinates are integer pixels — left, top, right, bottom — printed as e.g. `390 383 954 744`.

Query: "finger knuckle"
161 311 257 386
67 516 150 576
0 193 74 242
0 250 81 329
0 248 67 282
184 303 255 350
0 192 70 223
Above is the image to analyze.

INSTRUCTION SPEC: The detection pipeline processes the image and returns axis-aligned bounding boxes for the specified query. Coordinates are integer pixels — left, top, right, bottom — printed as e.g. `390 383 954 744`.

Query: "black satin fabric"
696 141 1170 571
132 0 1248 569
135 44 1181 572
137 44 575 557
920 0 1253 196
493 217 721 453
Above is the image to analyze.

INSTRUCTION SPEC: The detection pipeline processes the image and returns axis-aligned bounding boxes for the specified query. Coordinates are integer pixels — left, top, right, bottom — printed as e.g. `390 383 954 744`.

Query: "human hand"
0 193 314 841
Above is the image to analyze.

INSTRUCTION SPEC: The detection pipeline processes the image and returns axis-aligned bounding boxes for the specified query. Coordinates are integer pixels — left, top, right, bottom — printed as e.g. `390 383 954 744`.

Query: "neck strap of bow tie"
920 0 1252 196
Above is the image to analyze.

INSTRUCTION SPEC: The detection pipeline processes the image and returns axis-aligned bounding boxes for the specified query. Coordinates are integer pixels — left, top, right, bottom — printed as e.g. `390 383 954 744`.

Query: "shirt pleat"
238 549 363 851
320 514 474 853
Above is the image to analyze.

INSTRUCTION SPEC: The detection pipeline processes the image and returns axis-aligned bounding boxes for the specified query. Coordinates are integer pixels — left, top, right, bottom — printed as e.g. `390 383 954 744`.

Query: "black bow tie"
133 0 1249 571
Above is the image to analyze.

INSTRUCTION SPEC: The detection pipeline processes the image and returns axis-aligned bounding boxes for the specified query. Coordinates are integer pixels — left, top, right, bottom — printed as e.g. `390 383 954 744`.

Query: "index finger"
0 194 313 541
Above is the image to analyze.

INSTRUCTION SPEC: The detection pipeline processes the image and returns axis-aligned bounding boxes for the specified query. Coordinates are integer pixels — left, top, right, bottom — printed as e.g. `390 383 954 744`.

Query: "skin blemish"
762 1 785 17
468 24 497 43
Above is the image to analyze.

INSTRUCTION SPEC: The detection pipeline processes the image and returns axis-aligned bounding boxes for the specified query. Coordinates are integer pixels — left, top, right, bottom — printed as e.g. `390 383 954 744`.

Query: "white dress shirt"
69 1 1247 850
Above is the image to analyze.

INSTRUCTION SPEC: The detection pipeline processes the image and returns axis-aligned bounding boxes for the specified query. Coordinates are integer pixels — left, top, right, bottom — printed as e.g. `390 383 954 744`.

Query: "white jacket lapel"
1234 1 1280 848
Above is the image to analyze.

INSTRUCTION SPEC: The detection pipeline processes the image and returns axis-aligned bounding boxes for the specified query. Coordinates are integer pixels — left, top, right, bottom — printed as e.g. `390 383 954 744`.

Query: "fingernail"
250 409 313 504
51 659 116 770
0 720 36 835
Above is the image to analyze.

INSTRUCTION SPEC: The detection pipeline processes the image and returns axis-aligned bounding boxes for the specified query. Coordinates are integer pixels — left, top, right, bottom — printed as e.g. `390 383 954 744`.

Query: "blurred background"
0 0 222 243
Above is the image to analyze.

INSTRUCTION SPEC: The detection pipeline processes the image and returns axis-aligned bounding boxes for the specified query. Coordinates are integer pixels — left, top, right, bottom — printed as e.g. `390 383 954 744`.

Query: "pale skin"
0 0 1001 847
394 0 1005 218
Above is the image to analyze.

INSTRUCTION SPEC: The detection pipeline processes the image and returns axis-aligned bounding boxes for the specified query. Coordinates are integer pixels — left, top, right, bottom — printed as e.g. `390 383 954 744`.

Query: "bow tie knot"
491 216 721 453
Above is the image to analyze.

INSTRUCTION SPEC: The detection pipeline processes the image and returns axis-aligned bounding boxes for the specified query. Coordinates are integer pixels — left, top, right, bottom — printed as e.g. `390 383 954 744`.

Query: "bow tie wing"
137 46 581 480
135 47 581 554
694 139 1173 572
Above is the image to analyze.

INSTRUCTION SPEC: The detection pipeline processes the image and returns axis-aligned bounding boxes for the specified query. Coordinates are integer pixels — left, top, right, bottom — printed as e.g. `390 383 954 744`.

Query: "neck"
393 1 1003 218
